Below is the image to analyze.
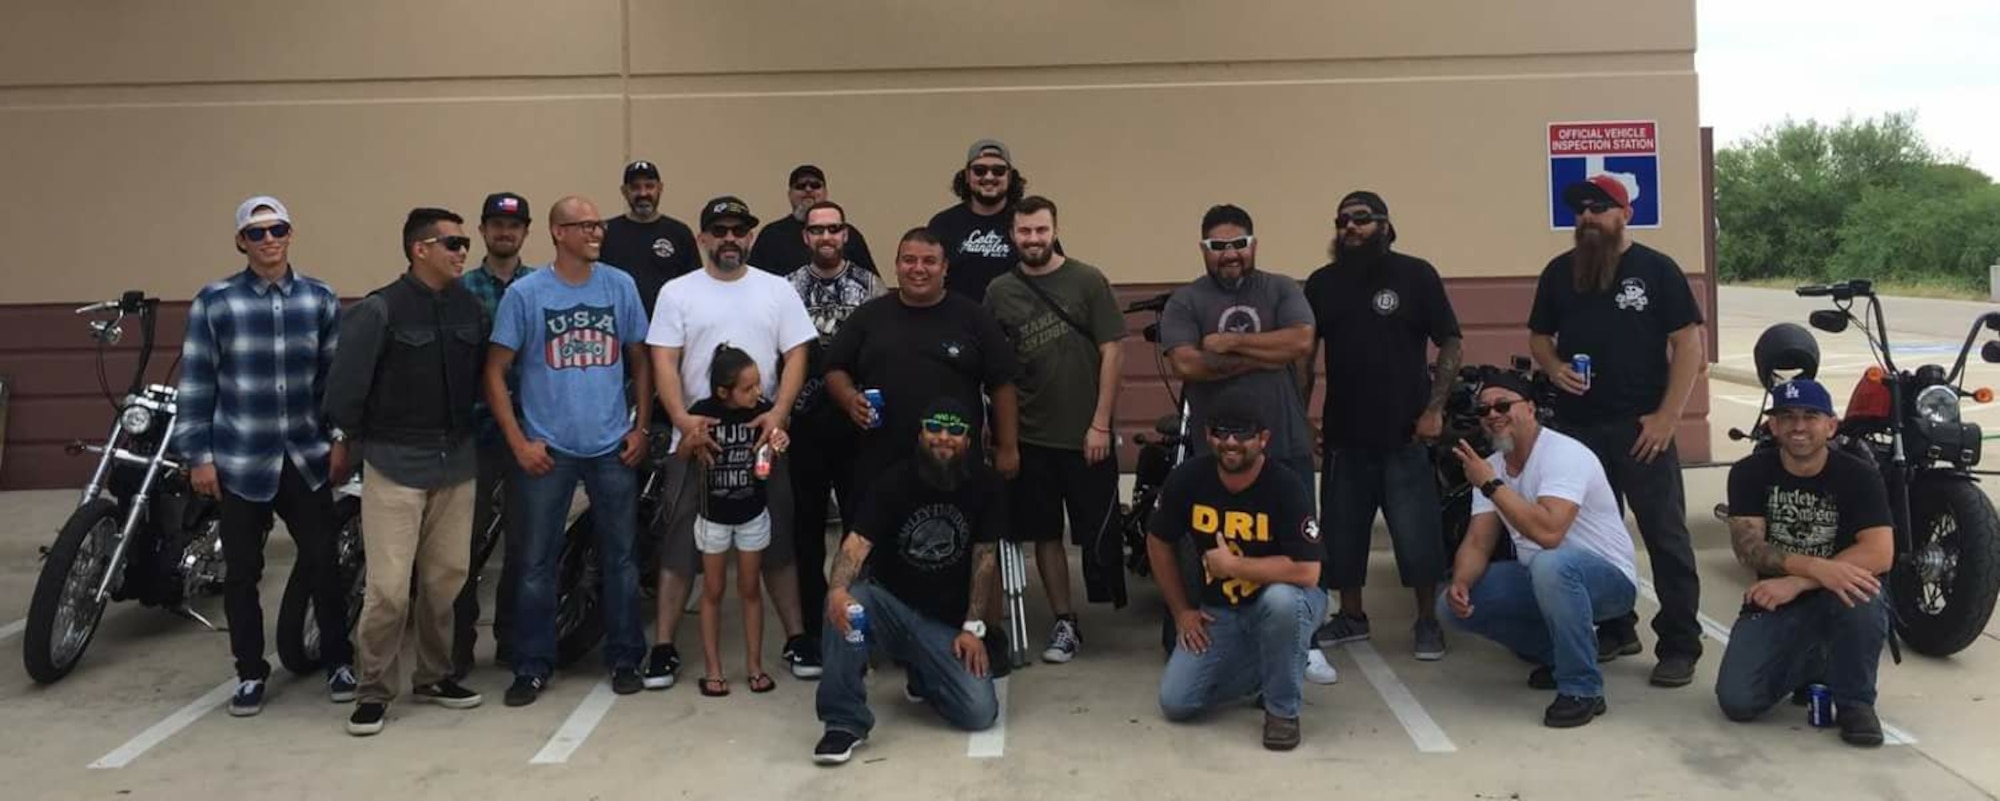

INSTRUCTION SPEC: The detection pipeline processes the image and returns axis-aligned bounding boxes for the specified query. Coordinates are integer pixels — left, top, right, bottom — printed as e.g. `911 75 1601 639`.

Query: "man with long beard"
1528 175 1707 689
1443 374 1638 728
1302 191 1462 662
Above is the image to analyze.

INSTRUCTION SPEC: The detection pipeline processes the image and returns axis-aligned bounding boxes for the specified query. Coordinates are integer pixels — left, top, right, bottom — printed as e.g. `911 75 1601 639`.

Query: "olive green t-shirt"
984 259 1125 450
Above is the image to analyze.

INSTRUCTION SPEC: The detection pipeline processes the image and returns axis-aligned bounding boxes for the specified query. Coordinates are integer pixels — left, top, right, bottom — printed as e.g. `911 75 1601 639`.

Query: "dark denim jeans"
1440 547 1637 698
454 441 522 675
1321 443 1444 590
1159 582 1327 720
511 449 644 679
817 582 998 737
1716 589 1888 719
1564 417 1703 661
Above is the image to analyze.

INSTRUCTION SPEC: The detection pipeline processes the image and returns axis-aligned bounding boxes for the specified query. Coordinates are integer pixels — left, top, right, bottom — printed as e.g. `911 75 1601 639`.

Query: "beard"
486 241 521 259
1216 446 1259 474
1489 430 1517 456
1571 219 1624 293
1207 262 1251 292
710 244 746 272
1019 244 1052 268
914 446 972 491
1333 229 1389 266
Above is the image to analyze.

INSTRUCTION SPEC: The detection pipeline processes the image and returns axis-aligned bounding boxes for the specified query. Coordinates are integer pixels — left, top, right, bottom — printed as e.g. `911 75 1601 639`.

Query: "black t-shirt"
1148 455 1322 608
857 461 1007 626
1727 448 1891 577
602 215 701 316
688 397 772 525
748 215 877 278
823 293 1018 466
925 204 1062 303
1527 242 1703 424
1305 253 1461 449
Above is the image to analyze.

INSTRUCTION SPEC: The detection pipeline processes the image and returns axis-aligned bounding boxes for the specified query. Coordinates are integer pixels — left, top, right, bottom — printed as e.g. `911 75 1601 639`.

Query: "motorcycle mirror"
1983 313 2000 333
1983 340 2000 364
1808 310 1850 334
1727 428 1749 441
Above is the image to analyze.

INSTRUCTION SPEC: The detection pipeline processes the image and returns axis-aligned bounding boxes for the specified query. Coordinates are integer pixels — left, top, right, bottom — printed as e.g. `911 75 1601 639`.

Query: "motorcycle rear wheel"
1892 477 2000 657
24 499 121 684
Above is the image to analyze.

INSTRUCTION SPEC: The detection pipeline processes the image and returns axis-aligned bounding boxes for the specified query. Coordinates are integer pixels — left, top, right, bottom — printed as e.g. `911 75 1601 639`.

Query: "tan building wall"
0 1 1705 487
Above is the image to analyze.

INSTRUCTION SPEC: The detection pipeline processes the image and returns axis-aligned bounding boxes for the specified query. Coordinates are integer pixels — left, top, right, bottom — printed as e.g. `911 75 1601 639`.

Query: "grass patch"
1727 276 1988 300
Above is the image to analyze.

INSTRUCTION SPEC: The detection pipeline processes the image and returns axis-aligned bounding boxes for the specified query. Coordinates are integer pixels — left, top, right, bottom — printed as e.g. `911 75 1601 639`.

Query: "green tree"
1828 184 2000 290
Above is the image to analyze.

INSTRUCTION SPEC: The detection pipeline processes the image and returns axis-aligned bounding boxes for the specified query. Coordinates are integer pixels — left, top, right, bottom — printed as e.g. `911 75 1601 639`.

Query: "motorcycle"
23 291 229 684
1716 279 2000 657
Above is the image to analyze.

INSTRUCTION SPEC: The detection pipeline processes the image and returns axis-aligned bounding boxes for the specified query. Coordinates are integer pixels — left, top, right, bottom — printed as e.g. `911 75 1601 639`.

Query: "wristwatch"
961 619 988 639
329 427 350 445
1479 478 1504 498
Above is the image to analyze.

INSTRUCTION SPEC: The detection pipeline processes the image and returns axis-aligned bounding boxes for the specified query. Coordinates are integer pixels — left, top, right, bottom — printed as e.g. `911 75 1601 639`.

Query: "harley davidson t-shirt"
855 460 1008 627
1726 447 1892 578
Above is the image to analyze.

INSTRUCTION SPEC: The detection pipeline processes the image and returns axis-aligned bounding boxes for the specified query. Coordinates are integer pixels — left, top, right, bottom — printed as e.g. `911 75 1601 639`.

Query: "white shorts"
694 511 772 555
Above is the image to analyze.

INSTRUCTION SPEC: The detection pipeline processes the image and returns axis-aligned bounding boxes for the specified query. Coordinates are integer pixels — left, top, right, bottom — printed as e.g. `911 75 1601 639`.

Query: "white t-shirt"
646 268 817 434
1470 428 1639 585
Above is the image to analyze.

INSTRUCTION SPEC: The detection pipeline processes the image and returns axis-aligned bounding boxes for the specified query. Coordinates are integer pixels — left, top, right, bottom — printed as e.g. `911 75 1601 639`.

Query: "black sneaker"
784 635 824 680
813 729 866 765
504 675 545 707
1544 694 1608 728
327 664 358 704
1649 655 1697 688
1597 628 1642 662
1042 617 1080 664
1838 702 1884 747
1314 613 1371 647
346 702 388 736
228 679 266 718
413 679 484 710
643 644 680 690
1527 665 1556 691
611 667 644 695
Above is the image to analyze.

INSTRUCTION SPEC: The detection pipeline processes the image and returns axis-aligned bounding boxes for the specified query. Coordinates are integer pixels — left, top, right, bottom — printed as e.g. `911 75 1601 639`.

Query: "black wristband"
1479 478 1504 498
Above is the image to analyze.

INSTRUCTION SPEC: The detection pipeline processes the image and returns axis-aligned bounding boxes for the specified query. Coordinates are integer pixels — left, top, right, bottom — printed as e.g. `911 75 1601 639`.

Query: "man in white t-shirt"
1439 373 1638 729
644 196 819 690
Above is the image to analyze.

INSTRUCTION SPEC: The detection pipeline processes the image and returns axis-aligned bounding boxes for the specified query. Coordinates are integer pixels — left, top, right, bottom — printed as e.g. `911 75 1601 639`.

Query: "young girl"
685 344 788 696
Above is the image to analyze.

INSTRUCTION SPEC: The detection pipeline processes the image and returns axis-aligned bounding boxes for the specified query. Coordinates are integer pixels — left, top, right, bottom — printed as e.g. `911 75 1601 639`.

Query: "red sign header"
1547 121 1658 156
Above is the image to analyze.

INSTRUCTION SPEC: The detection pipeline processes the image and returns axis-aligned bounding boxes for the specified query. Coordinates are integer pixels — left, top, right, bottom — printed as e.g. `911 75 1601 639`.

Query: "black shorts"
1006 443 1119 545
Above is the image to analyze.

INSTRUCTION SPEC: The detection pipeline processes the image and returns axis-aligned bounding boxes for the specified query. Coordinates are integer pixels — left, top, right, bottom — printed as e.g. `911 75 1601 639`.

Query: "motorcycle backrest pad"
1753 323 1820 390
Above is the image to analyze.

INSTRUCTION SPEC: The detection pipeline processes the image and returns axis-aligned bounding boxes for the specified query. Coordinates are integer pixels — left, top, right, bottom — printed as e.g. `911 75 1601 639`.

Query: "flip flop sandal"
699 677 730 697
748 673 777 694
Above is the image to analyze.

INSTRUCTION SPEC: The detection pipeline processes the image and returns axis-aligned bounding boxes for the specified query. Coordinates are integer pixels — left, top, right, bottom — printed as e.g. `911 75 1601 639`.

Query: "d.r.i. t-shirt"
1148 455 1322 608
489 265 648 458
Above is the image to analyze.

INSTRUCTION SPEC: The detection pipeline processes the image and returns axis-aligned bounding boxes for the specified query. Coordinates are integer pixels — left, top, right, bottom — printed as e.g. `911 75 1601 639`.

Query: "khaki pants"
356 470 475 703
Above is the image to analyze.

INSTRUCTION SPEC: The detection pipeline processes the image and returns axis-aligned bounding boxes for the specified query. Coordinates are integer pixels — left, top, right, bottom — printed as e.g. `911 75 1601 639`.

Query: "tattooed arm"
825 532 875 634
1427 338 1463 412
1729 516 1789 576
966 542 998 623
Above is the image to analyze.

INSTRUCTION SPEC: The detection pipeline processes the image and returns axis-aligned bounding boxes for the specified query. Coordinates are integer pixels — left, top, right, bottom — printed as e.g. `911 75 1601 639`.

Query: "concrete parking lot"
4 287 2000 800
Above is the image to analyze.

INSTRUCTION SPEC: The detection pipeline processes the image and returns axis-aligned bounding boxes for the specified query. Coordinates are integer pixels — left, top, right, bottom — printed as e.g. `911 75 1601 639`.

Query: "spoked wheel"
24 499 122 684
1891 477 2000 657
555 512 604 668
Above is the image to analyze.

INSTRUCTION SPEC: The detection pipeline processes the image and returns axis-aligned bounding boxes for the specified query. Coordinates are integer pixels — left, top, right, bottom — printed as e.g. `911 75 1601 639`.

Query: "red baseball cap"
1563 174 1631 212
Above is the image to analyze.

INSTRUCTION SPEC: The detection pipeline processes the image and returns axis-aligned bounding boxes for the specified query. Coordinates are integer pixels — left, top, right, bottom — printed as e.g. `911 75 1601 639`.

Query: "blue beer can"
1572 353 1593 391
862 388 885 430
1806 683 1834 728
844 602 868 645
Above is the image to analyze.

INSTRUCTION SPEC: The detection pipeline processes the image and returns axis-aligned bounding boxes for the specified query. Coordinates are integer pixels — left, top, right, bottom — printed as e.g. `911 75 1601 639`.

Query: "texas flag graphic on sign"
543 304 622 370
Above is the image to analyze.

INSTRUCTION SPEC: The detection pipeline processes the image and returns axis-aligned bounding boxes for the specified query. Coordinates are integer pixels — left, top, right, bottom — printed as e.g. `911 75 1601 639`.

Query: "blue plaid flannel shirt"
460 261 537 446
174 267 342 503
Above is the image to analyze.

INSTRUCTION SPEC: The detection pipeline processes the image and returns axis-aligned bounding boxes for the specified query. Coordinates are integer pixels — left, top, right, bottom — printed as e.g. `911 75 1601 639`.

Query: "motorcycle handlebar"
1124 293 1171 315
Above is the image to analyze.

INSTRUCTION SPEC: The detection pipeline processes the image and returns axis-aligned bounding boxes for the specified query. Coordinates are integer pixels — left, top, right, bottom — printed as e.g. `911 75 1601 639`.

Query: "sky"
1698 0 2000 176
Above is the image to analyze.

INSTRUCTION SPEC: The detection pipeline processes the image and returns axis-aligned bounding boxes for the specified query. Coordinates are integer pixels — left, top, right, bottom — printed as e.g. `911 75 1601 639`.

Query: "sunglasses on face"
1201 236 1255 253
421 235 473 253
707 224 752 238
921 419 971 436
968 164 1010 178
1574 200 1616 215
804 223 846 236
792 180 825 192
243 223 292 242
1474 399 1522 418
1207 424 1262 442
554 219 606 233
1336 212 1383 228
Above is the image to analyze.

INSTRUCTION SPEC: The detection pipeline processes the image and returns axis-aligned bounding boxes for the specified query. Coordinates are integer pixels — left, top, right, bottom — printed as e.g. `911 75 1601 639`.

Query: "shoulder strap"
1012 267 1098 353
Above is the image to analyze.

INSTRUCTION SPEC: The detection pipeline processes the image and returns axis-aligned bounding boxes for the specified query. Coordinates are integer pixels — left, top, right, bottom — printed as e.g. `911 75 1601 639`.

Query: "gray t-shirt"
1159 272 1315 460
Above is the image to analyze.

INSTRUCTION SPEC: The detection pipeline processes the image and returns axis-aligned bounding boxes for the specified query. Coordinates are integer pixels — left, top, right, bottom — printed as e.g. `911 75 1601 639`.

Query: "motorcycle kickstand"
175 605 225 632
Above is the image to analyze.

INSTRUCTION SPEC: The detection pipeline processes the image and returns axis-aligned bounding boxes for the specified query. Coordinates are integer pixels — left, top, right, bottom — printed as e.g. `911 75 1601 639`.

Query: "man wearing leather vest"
324 207 491 736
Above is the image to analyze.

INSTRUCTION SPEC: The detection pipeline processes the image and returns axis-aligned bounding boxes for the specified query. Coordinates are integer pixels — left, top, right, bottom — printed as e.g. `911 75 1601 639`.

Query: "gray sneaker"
1412 619 1446 661
1314 613 1370 647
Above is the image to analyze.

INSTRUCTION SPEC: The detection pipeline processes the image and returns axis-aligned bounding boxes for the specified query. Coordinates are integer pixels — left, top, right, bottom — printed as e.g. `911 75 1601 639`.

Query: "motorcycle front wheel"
24 498 121 684
1892 476 2000 657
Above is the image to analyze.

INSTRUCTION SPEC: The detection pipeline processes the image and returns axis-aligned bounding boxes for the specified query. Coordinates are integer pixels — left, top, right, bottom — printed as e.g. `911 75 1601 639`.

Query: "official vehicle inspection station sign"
1548 120 1661 229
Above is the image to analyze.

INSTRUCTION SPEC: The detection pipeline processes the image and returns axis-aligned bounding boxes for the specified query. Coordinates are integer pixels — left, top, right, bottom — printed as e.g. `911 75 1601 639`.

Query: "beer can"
1806 683 1834 728
1571 353 1593 391
844 602 868 645
862 388 885 430
753 443 773 480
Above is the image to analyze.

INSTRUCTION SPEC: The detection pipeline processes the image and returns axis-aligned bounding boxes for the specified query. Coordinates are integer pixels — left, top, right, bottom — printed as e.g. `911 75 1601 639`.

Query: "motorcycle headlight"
1915 384 1961 424
119 405 155 435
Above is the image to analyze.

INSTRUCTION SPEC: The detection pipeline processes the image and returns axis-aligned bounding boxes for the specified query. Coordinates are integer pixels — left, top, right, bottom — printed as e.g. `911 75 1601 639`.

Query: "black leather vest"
362 274 485 447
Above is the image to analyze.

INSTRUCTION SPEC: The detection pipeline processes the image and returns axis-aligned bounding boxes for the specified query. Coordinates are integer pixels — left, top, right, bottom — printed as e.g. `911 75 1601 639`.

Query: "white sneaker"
1305 648 1339 685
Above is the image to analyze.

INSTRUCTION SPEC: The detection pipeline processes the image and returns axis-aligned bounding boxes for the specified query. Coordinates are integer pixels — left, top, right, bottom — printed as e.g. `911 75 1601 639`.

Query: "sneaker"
1314 613 1370 647
1262 712 1302 751
903 681 926 704
1412 619 1446 661
1649 655 1697 688
1527 665 1556 691
228 679 266 718
1837 702 1885 747
1042 617 1080 664
346 702 387 736
643 644 680 690
504 675 545 707
1544 694 1607 728
412 679 483 710
813 729 866 765
1597 628 1642 662
611 667 644 695
784 635 824 679
327 665 358 704
1305 648 1339 685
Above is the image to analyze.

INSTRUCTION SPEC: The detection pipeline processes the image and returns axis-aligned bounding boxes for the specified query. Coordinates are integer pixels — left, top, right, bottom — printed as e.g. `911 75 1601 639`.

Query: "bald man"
484 196 655 706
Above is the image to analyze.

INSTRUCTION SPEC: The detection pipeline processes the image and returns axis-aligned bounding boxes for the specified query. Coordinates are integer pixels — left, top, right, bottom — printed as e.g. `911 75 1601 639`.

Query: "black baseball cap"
699 196 759 230
623 160 661 184
1206 386 1267 432
480 192 531 223
788 164 826 187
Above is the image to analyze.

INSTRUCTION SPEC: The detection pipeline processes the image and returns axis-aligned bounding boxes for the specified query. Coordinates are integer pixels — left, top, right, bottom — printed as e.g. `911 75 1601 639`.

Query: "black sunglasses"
969 164 1010 178
804 223 846 236
921 419 971 436
1574 200 1616 215
1207 424 1262 442
243 223 292 242
1201 236 1255 253
707 224 752 238
421 235 472 253
1473 399 1522 417
1336 212 1384 228
792 180 825 191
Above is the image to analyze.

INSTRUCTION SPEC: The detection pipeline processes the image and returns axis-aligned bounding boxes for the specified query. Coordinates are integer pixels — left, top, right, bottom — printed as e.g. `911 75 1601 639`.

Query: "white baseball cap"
235 195 292 232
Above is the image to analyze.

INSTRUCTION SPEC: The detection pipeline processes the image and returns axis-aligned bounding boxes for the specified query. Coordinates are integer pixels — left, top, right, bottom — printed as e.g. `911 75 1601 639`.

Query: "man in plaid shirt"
176 195 357 717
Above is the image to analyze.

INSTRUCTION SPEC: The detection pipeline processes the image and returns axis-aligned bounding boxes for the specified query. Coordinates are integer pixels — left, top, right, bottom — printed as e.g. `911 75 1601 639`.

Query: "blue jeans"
817 583 999 736
1160 582 1328 720
1439 547 1636 697
1321 444 1444 590
1716 589 1887 720
512 449 644 678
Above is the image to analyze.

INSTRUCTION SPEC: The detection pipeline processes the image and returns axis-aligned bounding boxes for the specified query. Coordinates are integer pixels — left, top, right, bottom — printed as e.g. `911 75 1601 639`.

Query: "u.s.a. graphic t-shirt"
856 460 1008 627
491 264 648 458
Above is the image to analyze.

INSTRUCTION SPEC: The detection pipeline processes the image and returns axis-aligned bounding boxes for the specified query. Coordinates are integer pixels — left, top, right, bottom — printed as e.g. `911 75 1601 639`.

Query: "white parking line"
1634 580 1916 746
89 653 273 769
1344 642 1458 753
966 676 1009 758
529 679 618 764
0 617 24 642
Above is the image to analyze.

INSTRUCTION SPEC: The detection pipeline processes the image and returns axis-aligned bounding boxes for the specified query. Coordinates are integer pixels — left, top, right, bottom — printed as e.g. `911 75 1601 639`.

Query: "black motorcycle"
23 291 228 684
1716 279 2000 657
